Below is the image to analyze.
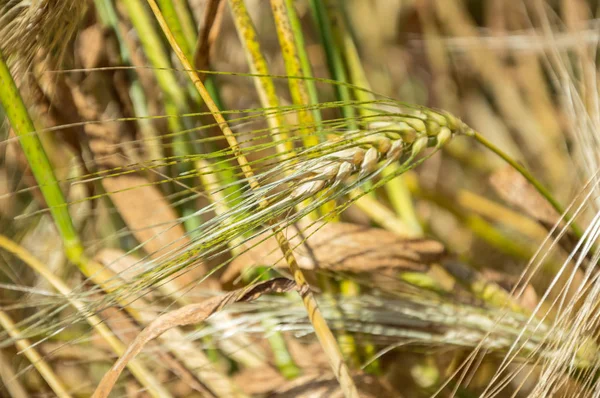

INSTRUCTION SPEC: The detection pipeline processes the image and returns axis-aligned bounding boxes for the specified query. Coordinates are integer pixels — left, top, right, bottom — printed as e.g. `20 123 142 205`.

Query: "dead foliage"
223 221 446 282
490 166 561 227
92 278 296 398
490 165 582 260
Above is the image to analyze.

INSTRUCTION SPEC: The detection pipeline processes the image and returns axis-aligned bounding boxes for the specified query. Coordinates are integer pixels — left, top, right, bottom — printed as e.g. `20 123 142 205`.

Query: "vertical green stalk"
284 0 322 126
157 0 194 58
324 0 369 110
228 0 293 156
270 0 319 147
156 0 204 105
173 0 198 48
0 50 83 263
308 0 356 129
95 0 164 164
121 0 204 234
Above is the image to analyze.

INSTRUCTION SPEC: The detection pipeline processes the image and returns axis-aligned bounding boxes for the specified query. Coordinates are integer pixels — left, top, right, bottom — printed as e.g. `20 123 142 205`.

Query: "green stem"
94 0 164 173
0 50 83 264
308 0 356 129
271 0 319 147
157 0 194 58
284 0 323 127
228 0 293 156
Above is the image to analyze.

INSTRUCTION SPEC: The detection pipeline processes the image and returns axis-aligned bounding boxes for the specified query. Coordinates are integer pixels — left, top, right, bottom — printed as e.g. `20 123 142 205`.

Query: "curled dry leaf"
223 222 446 282
92 278 296 398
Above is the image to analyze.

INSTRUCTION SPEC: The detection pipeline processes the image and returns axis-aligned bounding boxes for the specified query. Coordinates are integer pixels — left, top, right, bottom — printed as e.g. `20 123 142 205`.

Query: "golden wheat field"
1 0 600 397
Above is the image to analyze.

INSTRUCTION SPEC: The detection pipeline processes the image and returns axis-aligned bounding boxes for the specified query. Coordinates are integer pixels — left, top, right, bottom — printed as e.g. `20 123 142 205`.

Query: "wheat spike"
289 109 469 200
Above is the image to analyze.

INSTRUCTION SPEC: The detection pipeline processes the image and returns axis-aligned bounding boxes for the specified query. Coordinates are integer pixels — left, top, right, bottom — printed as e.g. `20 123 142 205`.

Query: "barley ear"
144 1 361 396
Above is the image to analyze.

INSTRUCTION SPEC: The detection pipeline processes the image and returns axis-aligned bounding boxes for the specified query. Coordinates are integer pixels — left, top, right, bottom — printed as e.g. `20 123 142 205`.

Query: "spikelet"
290 109 470 199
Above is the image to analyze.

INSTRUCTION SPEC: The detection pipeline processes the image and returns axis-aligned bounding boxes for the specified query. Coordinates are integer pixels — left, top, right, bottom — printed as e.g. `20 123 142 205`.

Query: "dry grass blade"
223 221 446 282
92 278 296 398
0 311 71 398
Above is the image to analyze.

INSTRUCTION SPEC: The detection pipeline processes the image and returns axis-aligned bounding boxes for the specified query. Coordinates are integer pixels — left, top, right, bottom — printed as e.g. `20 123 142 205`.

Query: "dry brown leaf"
102 176 188 257
271 372 397 398
92 278 296 398
82 263 213 396
490 165 582 259
489 165 560 226
223 222 446 282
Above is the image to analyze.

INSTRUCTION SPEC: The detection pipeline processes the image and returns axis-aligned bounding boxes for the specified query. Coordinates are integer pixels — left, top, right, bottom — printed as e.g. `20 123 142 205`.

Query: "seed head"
288 109 470 199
